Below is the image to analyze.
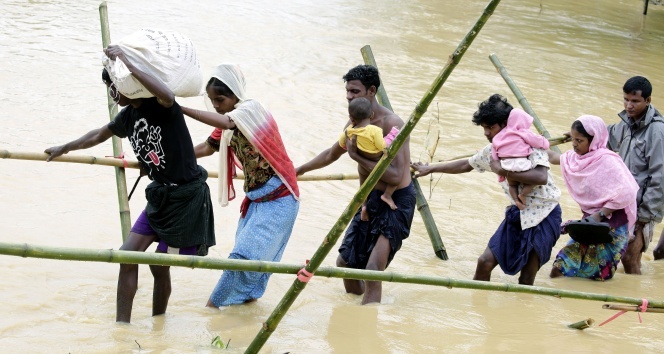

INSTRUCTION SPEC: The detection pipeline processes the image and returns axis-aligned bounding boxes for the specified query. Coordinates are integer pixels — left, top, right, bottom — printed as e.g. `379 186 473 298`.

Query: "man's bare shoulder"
376 107 404 129
385 111 404 126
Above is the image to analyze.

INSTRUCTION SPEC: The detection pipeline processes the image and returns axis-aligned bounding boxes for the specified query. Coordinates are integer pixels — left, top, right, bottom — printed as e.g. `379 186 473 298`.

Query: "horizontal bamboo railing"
1 241 662 309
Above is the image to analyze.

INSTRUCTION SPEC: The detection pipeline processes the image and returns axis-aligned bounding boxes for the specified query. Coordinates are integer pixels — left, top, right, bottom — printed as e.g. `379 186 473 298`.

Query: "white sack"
102 28 203 99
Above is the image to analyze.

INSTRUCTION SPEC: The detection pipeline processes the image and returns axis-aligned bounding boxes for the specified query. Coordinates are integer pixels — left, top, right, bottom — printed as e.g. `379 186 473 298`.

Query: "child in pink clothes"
491 108 550 210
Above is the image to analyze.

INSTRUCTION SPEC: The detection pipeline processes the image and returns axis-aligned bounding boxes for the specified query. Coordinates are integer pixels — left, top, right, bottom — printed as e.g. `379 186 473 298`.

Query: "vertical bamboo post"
360 45 392 110
99 2 131 241
488 53 561 154
246 1 501 352
360 45 448 260
644 0 649 15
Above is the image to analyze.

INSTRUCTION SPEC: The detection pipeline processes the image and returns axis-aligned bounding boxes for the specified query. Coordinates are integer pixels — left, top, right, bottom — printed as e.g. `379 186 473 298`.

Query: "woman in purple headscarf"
548 115 639 280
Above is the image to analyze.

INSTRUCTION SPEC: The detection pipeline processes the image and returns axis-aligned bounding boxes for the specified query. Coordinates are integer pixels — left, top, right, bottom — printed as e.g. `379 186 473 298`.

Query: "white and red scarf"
211 64 299 207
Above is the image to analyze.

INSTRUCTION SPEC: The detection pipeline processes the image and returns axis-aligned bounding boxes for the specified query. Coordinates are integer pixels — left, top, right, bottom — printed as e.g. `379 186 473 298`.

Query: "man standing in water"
411 94 562 285
44 45 215 322
607 76 664 273
296 64 415 304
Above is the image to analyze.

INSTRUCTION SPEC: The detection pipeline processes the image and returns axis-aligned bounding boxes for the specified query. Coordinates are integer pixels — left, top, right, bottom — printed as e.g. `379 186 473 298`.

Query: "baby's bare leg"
518 184 535 206
358 167 370 221
380 184 398 210
508 178 525 210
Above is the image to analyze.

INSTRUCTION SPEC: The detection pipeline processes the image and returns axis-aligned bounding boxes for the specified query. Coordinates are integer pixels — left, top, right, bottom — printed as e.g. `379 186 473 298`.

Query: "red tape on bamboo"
106 152 128 168
599 298 649 326
297 260 314 282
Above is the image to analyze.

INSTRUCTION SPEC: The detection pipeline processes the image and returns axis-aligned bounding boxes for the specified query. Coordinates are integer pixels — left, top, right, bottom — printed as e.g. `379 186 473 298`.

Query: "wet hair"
206 77 236 98
102 68 112 84
472 94 513 126
571 120 594 144
623 76 652 99
343 65 381 91
349 97 372 121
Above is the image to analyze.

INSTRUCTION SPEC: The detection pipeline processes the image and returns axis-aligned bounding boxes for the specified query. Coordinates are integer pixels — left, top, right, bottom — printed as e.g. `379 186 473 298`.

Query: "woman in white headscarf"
181 64 300 307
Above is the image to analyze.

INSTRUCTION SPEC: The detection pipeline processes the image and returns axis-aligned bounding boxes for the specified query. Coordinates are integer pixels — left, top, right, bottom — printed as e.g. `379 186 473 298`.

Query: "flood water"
1 0 664 352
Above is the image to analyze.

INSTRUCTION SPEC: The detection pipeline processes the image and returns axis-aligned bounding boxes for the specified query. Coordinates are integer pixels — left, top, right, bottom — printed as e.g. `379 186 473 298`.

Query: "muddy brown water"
1 0 664 352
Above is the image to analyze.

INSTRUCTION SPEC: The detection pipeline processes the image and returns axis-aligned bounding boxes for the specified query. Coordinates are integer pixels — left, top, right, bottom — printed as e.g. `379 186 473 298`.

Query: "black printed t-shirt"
107 98 200 185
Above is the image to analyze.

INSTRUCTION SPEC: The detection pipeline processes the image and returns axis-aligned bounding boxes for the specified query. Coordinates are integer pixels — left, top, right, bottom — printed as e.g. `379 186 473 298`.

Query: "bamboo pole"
567 318 594 330
99 2 131 241
412 176 448 259
1 149 141 169
0 150 358 182
488 53 561 154
438 135 568 162
247 1 503 352
1 241 664 310
360 45 393 110
603 304 664 313
360 45 448 261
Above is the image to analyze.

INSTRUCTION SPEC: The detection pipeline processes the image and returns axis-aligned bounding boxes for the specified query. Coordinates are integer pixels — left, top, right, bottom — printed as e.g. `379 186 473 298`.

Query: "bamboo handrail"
1 241 663 310
489 53 562 154
99 2 131 241
360 45 448 261
603 304 664 313
0 150 358 182
247 1 503 352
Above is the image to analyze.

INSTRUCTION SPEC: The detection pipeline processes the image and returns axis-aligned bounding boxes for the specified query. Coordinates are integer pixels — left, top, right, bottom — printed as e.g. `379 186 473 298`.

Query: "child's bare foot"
518 193 527 207
515 199 526 210
361 206 369 221
381 194 398 210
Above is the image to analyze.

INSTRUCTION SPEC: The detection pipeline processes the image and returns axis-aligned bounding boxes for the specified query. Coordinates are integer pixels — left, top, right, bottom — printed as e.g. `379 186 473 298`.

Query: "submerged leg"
474 247 499 282
549 266 564 278
117 263 139 323
518 250 541 285
150 259 171 317
362 235 391 305
653 229 664 260
116 232 157 323
622 228 645 275
337 255 365 295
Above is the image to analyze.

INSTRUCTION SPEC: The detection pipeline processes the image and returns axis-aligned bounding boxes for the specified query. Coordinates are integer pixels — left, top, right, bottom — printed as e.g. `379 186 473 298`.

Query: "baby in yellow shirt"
339 97 399 218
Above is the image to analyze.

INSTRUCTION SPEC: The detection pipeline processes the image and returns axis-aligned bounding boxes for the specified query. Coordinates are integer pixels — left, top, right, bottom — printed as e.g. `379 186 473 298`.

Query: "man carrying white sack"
45 44 215 323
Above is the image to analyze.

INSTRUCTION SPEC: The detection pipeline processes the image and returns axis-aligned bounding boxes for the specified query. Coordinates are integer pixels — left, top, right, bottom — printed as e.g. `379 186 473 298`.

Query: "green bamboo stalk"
360 45 393 110
1 241 663 310
488 53 561 154
438 135 569 162
0 149 358 182
412 177 448 259
567 318 594 330
99 2 131 241
603 304 664 313
247 1 503 352
361 45 448 261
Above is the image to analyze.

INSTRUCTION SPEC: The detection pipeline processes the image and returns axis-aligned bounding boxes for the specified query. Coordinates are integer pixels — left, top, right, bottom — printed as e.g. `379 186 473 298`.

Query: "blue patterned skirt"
209 176 299 306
